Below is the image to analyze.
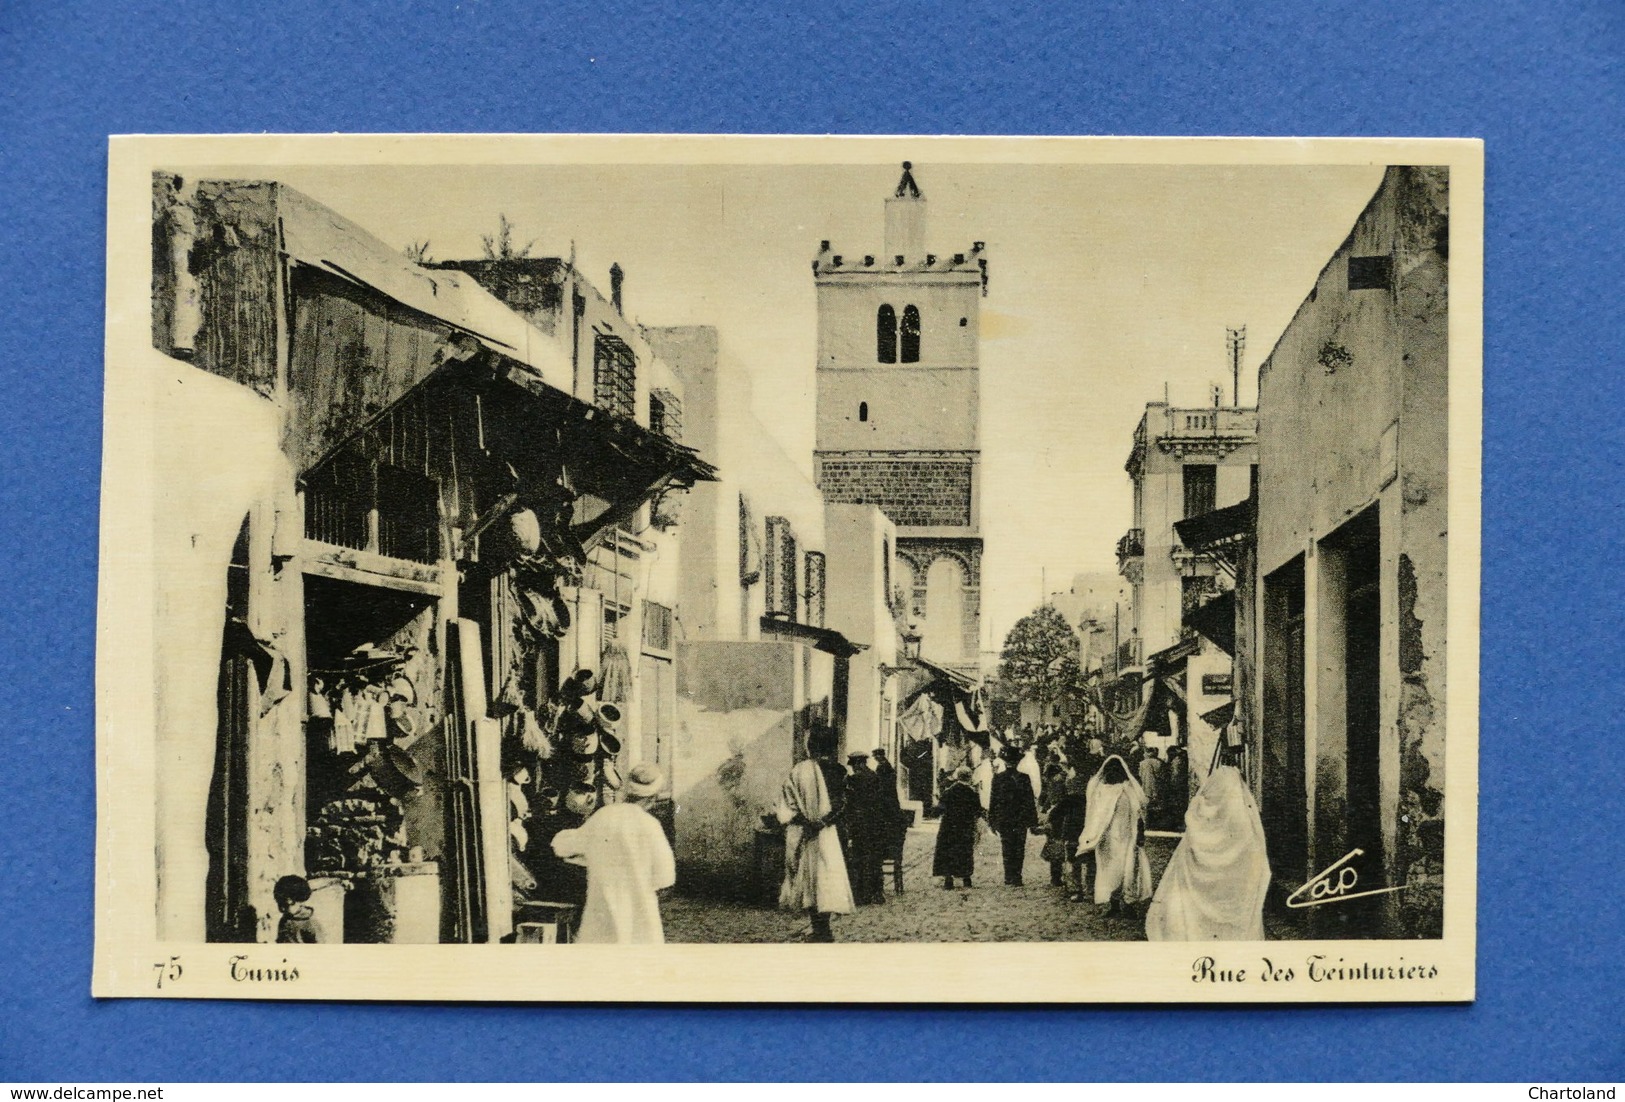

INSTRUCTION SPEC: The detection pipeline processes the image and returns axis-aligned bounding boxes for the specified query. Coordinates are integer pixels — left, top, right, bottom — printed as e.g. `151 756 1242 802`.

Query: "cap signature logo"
1286 848 1408 908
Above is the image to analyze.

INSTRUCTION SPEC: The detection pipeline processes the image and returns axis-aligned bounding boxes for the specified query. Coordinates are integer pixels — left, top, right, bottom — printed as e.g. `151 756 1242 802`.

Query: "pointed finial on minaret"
895 160 922 199
886 162 926 259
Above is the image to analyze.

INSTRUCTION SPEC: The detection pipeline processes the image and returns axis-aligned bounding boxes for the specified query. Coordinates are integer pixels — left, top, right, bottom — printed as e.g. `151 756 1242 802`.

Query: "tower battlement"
812 163 986 666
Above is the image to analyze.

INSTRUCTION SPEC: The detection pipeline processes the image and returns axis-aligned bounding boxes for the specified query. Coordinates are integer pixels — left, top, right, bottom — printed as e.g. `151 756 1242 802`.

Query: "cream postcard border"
95 133 1482 1003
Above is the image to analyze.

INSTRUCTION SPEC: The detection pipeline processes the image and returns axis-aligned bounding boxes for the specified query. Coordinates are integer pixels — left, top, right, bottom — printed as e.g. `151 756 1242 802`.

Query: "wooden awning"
758 616 866 658
1186 589 1237 656
1174 498 1254 552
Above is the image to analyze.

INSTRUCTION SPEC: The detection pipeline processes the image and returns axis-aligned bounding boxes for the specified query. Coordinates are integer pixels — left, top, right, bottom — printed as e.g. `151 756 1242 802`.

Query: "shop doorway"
1338 508 1385 920
302 573 442 943
1308 505 1386 937
1261 555 1307 888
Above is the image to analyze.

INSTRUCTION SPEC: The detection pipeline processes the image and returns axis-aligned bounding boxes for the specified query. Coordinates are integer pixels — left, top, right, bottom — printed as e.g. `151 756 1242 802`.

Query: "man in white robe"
775 737 855 942
1074 754 1153 912
1145 764 1270 941
551 763 676 944
969 742 995 813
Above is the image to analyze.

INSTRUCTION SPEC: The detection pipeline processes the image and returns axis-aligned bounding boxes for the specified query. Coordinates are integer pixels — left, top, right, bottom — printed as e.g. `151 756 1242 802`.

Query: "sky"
190 156 1385 650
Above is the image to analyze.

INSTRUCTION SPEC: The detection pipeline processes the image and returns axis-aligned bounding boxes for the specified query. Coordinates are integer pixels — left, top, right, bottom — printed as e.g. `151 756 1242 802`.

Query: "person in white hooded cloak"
1074 754 1153 913
1145 764 1271 941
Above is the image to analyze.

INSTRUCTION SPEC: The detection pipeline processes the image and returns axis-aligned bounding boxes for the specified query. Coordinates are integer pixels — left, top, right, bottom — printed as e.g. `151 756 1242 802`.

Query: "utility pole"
1226 326 1247 407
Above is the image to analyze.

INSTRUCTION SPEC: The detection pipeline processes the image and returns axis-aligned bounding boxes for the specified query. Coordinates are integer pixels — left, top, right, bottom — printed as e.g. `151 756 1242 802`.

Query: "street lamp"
880 622 922 677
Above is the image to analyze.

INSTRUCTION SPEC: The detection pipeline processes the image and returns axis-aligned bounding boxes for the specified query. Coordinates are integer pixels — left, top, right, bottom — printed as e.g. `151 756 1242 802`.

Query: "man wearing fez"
843 750 888 905
871 748 908 877
774 727 855 941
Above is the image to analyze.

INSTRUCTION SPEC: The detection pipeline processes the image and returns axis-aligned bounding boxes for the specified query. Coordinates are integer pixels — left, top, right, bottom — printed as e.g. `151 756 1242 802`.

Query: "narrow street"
664 826 1181 943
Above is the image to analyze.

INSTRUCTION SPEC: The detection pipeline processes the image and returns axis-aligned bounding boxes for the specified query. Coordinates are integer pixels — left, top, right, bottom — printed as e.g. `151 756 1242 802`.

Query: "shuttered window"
804 551 826 628
642 600 674 653
1183 464 1217 520
764 516 797 619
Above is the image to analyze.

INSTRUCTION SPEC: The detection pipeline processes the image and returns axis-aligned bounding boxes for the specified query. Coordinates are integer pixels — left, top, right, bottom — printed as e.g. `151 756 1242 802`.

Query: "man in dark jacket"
844 751 888 904
988 748 1039 886
1049 772 1089 893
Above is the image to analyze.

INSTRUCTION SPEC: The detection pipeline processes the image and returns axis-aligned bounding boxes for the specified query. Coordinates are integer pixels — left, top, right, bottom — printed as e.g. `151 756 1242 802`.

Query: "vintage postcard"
95 134 1481 1002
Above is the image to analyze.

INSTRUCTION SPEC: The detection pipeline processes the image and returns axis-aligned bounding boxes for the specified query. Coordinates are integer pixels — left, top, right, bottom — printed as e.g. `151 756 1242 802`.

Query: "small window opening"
900 304 921 363
876 304 897 363
858 402 869 422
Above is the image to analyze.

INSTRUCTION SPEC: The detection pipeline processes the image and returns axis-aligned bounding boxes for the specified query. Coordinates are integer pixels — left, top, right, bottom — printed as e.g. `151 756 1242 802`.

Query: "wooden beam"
301 539 445 596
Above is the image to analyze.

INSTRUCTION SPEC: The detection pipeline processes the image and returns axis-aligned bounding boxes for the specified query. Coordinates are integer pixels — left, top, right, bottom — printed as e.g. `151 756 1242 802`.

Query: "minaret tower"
813 162 987 668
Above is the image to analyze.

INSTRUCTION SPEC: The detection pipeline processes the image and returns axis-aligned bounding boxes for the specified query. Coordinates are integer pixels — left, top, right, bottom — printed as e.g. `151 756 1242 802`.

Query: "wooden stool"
514 902 579 943
882 830 907 893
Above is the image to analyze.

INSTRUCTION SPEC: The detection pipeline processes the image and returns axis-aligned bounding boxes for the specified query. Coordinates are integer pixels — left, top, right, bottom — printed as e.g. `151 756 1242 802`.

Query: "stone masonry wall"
816 457 972 528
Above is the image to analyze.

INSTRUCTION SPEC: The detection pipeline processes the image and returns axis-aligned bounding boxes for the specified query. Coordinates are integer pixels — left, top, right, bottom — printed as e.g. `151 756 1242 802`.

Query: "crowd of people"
924 728 1162 915
478 717 1270 946
918 720 1273 940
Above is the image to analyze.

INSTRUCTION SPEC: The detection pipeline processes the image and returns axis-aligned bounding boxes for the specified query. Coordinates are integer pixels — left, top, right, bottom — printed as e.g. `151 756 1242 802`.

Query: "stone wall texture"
816 457 973 529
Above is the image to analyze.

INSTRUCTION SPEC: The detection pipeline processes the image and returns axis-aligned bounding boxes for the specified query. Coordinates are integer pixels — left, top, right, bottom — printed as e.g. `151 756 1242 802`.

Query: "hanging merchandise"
599 642 632 704
332 687 364 754
954 695 988 734
308 679 332 719
508 508 543 555
386 698 420 747
359 685 391 742
899 693 944 742
597 530 633 705
507 483 587 649
385 673 417 706
369 744 423 800
519 708 552 758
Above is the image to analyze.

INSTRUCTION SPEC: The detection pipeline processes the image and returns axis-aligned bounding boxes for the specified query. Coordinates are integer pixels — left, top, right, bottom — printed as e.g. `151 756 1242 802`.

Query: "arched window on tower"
877 304 897 363
858 401 868 422
900 305 921 363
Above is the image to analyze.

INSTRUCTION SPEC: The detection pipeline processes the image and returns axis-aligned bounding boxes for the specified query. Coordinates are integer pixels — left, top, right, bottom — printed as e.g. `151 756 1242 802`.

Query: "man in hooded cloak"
1074 754 1154 912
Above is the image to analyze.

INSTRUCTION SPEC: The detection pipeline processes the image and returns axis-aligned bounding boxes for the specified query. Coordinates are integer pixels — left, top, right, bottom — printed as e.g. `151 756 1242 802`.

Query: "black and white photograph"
95 134 1480 1002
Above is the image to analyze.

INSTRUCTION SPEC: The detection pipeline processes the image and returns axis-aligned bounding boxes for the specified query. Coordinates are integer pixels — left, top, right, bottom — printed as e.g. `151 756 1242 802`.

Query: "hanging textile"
899 693 944 742
599 642 633 704
954 695 988 734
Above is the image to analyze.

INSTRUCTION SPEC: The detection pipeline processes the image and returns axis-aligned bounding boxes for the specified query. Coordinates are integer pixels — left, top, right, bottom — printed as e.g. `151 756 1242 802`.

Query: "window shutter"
739 494 761 586
642 600 673 653
764 516 796 618
805 551 826 628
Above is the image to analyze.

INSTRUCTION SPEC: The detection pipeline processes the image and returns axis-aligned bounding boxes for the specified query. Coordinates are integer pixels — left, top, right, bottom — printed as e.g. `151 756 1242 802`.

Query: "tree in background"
482 214 536 261
998 605 1082 725
402 240 433 264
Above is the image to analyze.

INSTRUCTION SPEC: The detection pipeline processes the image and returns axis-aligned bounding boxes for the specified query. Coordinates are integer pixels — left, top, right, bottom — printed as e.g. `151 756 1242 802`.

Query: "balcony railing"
1116 527 1145 561
1117 637 1142 670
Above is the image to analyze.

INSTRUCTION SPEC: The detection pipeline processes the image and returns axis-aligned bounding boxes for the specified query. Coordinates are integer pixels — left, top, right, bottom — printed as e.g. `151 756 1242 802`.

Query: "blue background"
1 0 1620 1083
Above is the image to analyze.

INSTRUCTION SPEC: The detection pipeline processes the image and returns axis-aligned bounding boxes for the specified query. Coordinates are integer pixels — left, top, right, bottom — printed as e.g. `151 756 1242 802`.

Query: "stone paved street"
664 825 1181 943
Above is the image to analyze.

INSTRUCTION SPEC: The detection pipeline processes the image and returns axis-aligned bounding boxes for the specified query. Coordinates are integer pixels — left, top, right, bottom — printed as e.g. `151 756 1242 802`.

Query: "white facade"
1120 402 1257 771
